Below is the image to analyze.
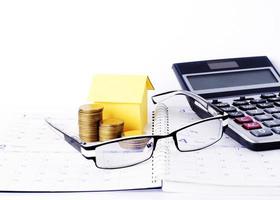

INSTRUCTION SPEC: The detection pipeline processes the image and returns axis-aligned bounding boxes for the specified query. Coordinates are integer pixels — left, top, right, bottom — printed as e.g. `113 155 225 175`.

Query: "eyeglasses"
46 90 228 169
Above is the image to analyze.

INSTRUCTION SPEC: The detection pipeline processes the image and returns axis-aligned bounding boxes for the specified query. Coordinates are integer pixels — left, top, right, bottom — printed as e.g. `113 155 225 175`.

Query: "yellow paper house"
89 75 154 133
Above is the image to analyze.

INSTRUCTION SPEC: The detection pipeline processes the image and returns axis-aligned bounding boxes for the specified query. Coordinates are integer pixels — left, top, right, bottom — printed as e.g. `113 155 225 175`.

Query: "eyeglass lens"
176 118 223 151
95 137 155 169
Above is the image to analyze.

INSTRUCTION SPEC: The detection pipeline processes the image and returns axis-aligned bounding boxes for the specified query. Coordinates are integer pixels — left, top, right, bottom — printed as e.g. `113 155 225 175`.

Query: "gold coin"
79 129 98 132
99 129 120 133
99 137 117 142
78 112 102 117
79 131 98 134
79 123 100 127
79 104 104 114
99 135 120 139
99 133 118 137
99 129 122 135
101 119 124 127
80 137 99 141
79 115 102 121
99 126 122 129
79 127 98 131
119 138 150 149
80 113 101 116
80 137 98 142
79 133 98 138
99 135 117 139
99 130 121 134
79 135 98 139
79 126 99 130
79 125 99 129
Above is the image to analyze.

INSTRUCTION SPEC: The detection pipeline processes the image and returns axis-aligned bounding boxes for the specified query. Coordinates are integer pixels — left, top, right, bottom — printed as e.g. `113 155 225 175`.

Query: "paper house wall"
89 75 154 132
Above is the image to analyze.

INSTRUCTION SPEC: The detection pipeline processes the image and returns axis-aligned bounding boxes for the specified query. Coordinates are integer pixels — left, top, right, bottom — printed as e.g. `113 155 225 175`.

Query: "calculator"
173 56 280 151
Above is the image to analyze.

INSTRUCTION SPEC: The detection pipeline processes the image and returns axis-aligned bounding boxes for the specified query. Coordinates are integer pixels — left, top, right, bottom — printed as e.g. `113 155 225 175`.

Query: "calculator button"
234 96 246 101
250 129 273 137
234 116 253 124
254 115 273 122
256 103 274 109
227 111 244 118
232 101 249 106
267 97 280 102
221 107 237 112
215 103 230 108
275 102 280 107
239 105 256 111
234 96 254 101
273 113 280 119
242 122 262 130
246 109 265 116
261 93 276 99
211 99 221 104
272 127 280 134
263 120 280 127
264 107 280 114
250 99 266 104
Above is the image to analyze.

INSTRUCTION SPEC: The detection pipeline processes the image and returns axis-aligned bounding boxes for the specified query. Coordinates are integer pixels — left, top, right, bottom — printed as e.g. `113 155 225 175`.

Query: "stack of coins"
79 104 103 142
119 138 151 150
99 119 124 142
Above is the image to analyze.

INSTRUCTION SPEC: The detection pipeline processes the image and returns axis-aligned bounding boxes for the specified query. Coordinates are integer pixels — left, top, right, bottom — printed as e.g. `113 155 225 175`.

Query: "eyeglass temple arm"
45 119 84 153
151 90 177 104
152 90 211 111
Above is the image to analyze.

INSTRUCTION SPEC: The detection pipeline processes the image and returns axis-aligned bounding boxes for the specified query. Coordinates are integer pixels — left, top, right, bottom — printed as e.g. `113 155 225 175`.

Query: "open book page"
0 113 160 191
162 106 280 193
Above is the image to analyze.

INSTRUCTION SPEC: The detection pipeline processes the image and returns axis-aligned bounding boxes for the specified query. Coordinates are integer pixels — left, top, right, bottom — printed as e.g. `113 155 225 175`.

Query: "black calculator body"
173 56 280 151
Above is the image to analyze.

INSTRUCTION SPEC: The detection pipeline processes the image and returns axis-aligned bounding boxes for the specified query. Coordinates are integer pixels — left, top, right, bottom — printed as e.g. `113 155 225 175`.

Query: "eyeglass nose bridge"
153 132 181 151
172 132 181 151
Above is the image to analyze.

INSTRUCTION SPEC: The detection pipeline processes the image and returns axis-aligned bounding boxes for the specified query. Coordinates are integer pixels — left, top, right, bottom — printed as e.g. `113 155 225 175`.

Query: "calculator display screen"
187 68 278 90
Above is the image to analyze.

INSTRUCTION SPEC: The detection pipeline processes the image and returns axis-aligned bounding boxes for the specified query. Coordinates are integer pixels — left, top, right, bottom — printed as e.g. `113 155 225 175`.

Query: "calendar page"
163 107 280 193
0 113 159 191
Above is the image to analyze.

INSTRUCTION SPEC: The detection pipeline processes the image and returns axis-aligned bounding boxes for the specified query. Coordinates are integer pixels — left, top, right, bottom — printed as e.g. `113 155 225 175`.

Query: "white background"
1 0 280 111
1 0 280 199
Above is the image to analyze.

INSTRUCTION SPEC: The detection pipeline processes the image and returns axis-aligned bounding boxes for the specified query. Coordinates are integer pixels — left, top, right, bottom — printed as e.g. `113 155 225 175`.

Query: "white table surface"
1 0 280 199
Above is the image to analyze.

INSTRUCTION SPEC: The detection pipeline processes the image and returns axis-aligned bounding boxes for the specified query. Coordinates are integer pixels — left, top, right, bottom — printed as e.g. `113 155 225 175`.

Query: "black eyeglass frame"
46 90 228 169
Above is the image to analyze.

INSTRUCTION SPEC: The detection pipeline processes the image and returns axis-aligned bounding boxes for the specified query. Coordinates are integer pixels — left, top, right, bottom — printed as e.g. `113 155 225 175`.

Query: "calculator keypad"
256 103 274 109
261 93 277 99
264 107 280 114
234 116 253 124
246 109 264 116
272 113 280 119
228 111 244 118
215 103 230 108
250 99 266 104
232 101 249 106
213 92 280 139
250 129 272 137
242 122 262 130
221 107 237 112
267 97 280 102
272 127 280 134
254 115 273 122
239 105 256 111
263 120 280 127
